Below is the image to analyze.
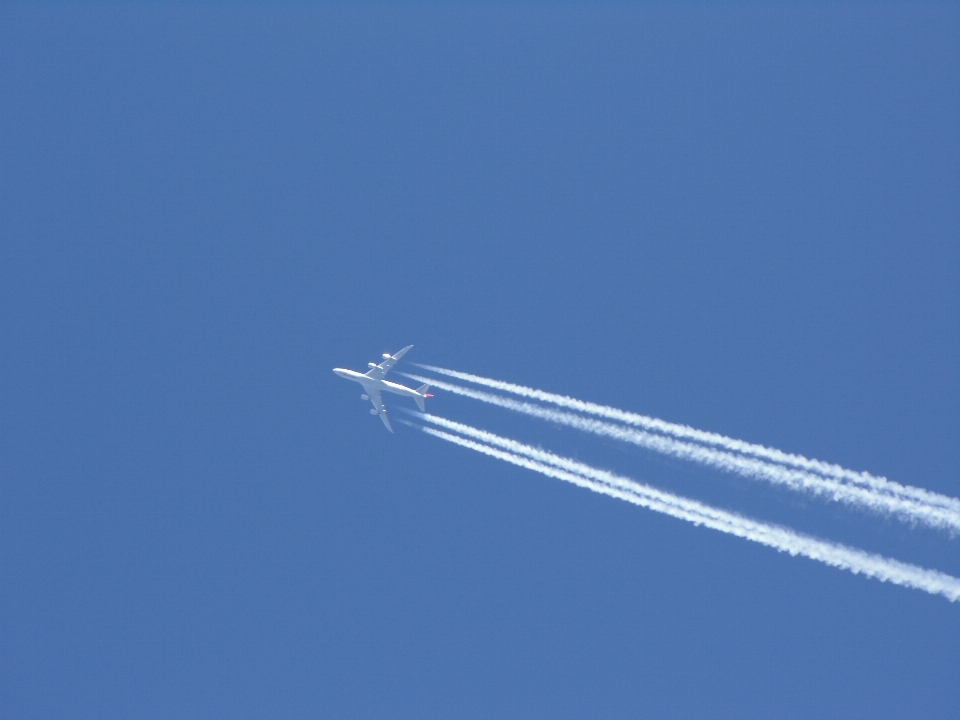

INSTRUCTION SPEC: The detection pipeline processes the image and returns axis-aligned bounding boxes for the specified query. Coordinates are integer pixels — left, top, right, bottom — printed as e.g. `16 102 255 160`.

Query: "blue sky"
2 4 958 718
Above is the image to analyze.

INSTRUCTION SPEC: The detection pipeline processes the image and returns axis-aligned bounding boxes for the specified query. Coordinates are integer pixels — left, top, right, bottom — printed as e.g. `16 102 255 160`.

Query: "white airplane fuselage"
332 368 422 400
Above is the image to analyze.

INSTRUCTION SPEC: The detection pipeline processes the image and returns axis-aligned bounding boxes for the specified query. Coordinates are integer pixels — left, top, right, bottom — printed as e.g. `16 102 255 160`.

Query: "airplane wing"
366 386 385 413
365 344 413 381
365 386 393 432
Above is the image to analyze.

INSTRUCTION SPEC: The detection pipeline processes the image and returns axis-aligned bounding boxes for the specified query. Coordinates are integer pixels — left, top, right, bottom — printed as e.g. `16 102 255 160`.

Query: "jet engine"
382 353 392 359
360 394 369 401
368 362 378 368
369 409 379 415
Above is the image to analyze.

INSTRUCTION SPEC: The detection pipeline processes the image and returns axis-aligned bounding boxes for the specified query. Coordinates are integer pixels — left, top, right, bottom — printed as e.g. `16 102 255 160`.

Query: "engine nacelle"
370 408 379 415
382 353 392 359
360 394 369 401
368 362 378 368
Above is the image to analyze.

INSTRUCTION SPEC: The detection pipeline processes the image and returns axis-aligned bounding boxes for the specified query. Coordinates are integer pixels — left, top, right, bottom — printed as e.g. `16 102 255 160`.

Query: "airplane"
332 345 432 432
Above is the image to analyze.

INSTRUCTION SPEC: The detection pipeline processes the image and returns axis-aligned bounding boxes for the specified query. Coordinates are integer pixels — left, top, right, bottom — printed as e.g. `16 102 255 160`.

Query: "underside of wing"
365 345 413 381
366 386 385 413
365 387 393 432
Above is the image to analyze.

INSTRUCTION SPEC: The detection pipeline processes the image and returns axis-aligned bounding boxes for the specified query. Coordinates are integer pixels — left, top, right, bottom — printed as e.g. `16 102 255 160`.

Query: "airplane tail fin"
415 384 432 412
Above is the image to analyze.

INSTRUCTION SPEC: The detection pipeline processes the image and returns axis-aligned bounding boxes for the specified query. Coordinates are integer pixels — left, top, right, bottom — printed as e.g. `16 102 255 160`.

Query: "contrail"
411 364 960 521
398 413 960 602
399 373 960 533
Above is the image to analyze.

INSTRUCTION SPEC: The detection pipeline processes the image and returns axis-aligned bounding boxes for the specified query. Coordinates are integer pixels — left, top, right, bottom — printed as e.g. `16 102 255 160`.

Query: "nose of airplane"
333 368 348 378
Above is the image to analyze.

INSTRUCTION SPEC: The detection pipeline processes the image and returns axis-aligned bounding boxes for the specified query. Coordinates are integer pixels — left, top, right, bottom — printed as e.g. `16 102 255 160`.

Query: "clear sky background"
2 3 958 719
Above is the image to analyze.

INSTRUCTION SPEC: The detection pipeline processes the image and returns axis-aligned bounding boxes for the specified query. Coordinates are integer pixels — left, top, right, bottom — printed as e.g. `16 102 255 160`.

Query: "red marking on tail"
425 393 434 397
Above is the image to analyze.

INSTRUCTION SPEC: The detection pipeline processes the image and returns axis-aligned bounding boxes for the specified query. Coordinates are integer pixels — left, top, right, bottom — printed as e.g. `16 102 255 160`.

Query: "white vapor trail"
413 365 960 516
399 412 960 602
399 373 960 534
